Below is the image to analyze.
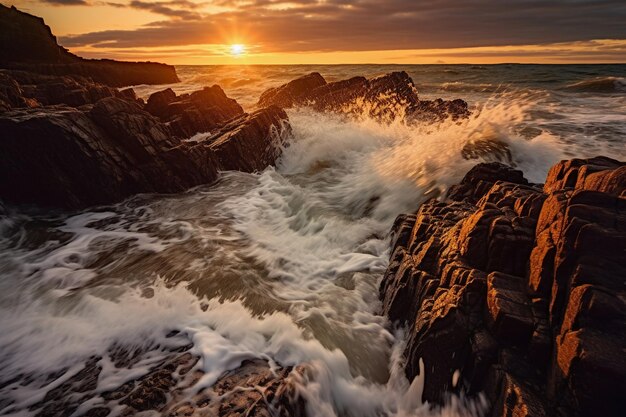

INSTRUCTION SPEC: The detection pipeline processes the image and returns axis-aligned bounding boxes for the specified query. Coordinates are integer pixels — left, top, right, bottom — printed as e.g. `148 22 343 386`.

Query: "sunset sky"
9 0 626 64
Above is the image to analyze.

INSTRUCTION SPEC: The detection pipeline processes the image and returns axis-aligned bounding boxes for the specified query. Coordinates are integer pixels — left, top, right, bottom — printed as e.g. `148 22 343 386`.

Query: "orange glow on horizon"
70 39 626 65
9 0 626 65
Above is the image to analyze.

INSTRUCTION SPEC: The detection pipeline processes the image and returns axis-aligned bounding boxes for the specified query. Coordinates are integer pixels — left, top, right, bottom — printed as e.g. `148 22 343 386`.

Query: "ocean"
1 64 625 416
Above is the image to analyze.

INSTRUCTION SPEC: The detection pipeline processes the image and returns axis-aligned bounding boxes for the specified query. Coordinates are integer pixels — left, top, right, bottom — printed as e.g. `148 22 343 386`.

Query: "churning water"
1 64 625 416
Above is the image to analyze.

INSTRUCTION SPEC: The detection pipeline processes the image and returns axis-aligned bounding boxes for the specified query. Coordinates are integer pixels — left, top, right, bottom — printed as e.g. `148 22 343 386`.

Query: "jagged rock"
0 70 144 108
257 71 469 122
543 156 626 195
205 105 291 172
411 98 471 123
461 139 513 165
201 359 305 417
446 162 530 204
0 98 216 208
258 71 327 108
380 158 626 417
0 71 38 109
13 343 304 417
145 87 178 117
0 96 290 209
145 86 244 138
0 4 179 87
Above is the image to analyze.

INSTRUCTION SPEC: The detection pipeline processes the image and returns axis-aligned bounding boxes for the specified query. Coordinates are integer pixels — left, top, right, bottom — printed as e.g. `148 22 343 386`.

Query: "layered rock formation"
0 94 289 209
0 5 178 87
381 157 625 417
258 71 469 122
0 70 141 109
145 86 245 138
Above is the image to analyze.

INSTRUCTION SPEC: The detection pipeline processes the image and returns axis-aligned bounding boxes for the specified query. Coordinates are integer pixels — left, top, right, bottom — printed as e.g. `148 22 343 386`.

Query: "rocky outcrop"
258 72 327 108
145 86 244 138
11 339 304 417
0 69 141 108
0 96 290 209
0 5 179 87
0 98 212 208
258 71 469 122
380 157 625 417
204 106 290 172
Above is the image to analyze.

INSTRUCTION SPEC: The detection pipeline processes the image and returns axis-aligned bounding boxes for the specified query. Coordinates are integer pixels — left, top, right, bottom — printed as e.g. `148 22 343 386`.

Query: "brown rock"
380 157 626 417
544 156 626 195
447 162 530 204
258 71 468 122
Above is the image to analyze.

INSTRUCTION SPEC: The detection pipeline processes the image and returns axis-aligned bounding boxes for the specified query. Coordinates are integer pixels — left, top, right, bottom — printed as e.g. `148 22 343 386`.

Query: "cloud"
55 0 626 55
123 0 202 19
39 0 88 5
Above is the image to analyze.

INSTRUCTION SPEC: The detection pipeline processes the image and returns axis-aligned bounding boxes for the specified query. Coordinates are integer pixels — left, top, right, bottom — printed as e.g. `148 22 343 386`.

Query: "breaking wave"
562 76 626 93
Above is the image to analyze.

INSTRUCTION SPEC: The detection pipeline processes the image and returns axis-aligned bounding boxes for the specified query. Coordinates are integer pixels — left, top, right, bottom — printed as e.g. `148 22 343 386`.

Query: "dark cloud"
124 0 201 19
59 0 626 53
39 0 88 5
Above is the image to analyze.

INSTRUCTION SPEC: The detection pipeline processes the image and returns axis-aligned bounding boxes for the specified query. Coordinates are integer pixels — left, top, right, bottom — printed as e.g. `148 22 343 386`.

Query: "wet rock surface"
380 157 626 417
0 79 290 209
2 339 304 417
258 71 469 122
0 5 178 87
0 99 214 209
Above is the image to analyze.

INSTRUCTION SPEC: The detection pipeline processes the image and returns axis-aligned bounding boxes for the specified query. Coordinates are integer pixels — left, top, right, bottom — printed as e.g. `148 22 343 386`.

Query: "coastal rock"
380 157 626 417
0 99 217 209
0 71 37 109
206 105 291 172
21 342 304 417
543 155 626 195
461 139 513 165
446 162 530 204
0 70 147 109
257 71 327 108
200 359 305 417
0 96 290 209
0 5 179 87
146 86 245 138
257 71 469 122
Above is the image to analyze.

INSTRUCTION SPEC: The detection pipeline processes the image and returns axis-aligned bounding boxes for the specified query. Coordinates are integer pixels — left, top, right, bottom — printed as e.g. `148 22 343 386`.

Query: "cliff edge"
0 4 179 86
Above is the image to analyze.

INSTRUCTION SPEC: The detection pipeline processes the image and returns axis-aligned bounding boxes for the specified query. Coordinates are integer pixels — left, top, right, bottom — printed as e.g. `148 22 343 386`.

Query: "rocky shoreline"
0 80 291 209
1 6 625 417
0 65 467 210
381 158 625 417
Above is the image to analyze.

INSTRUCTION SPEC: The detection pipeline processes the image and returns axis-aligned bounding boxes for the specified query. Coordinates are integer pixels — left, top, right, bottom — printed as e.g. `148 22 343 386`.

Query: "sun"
230 44 245 56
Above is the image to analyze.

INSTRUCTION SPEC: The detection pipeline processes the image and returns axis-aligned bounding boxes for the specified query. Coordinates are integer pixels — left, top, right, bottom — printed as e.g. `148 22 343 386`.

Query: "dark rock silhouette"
0 69 140 108
145 86 245 138
380 157 625 417
205 105 291 172
0 95 290 209
258 72 327 108
258 71 469 122
0 4 178 87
